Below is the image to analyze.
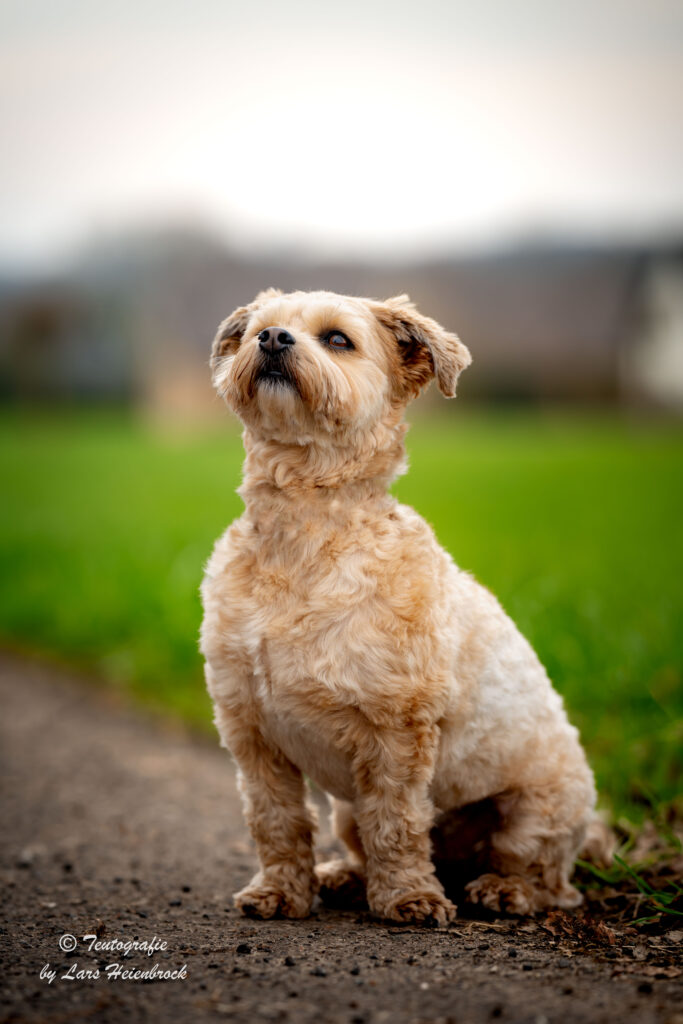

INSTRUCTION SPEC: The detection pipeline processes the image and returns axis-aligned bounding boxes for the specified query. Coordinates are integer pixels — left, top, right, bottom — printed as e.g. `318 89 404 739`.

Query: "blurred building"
621 257 683 407
1 228 681 416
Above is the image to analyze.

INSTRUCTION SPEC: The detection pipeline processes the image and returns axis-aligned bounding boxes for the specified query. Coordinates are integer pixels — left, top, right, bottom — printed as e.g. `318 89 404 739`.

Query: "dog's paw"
234 879 313 920
316 859 367 910
372 888 456 926
465 873 537 915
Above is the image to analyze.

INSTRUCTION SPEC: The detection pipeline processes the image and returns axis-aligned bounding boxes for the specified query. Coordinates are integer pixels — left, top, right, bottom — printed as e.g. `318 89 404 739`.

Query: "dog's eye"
323 331 354 350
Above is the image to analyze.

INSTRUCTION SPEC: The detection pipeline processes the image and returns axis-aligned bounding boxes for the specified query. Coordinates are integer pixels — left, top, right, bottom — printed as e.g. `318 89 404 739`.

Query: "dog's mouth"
255 354 297 390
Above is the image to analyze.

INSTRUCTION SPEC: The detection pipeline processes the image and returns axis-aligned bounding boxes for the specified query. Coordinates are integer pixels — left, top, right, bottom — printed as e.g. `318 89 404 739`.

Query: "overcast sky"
1 0 683 269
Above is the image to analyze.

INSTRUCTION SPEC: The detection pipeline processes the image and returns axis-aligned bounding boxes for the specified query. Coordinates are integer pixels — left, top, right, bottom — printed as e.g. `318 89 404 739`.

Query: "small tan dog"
200 288 598 925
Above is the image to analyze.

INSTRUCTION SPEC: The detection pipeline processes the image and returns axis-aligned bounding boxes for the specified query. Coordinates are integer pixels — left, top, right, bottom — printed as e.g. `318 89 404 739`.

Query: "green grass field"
1 406 681 819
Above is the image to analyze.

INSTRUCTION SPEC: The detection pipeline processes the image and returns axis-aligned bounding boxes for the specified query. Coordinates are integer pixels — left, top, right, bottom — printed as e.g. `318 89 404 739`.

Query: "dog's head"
211 289 470 443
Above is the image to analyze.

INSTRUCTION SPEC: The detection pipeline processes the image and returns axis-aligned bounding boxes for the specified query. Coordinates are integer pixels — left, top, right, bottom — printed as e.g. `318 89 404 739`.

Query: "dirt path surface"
0 654 680 1024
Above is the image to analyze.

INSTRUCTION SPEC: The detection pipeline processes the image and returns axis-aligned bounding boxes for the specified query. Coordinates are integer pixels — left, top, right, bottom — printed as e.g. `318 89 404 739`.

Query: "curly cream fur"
200 289 597 924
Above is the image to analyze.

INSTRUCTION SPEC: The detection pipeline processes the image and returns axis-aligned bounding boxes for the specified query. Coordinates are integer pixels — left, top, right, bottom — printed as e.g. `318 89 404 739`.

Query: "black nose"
258 327 295 354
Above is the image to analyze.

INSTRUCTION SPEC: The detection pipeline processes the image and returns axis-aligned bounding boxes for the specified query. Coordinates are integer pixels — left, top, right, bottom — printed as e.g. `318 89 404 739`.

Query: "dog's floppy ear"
211 305 251 374
372 294 471 399
211 288 283 375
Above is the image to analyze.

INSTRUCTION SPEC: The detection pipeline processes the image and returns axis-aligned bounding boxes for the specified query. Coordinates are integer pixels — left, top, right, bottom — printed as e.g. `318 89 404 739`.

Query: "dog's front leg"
213 698 317 920
352 723 456 926
233 750 318 919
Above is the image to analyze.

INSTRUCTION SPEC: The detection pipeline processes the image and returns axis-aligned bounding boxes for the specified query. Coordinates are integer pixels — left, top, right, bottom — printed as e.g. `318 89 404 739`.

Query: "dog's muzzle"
256 326 296 385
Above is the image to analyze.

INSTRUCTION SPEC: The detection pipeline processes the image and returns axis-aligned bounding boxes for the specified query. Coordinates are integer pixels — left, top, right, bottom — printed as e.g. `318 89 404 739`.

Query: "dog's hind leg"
316 798 367 909
465 773 595 915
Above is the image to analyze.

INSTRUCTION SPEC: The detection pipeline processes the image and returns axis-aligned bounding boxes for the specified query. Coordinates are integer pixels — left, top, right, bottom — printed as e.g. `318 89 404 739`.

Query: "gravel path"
0 653 680 1024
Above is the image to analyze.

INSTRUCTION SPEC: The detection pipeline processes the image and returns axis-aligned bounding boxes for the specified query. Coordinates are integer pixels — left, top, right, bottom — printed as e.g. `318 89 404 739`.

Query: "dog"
200 288 600 925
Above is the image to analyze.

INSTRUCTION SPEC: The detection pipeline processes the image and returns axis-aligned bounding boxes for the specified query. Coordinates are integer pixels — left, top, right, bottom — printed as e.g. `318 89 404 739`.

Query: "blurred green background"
1 404 681 819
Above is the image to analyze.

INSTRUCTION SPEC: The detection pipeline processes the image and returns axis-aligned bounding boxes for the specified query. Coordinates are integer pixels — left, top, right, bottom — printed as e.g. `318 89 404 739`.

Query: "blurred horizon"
2 215 683 281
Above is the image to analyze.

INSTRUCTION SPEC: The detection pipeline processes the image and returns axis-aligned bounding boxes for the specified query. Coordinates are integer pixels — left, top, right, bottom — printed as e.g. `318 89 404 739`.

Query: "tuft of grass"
612 854 683 923
1 404 682 820
576 853 683 927
575 805 683 929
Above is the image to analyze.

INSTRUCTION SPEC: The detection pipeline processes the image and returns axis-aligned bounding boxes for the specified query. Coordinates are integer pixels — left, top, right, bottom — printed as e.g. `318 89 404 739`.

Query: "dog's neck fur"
238 415 409 516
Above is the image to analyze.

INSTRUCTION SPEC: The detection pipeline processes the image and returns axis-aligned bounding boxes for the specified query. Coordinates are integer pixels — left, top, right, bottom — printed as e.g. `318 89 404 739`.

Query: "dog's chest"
246 536 381 701
204 504 450 792
223 508 388 669
241 542 375 799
